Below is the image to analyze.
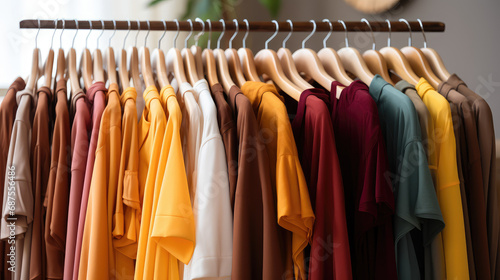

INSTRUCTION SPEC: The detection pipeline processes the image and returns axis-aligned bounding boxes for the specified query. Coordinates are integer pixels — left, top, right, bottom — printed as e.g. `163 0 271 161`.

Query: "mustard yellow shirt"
416 78 469 279
241 82 315 280
135 86 167 280
78 83 122 279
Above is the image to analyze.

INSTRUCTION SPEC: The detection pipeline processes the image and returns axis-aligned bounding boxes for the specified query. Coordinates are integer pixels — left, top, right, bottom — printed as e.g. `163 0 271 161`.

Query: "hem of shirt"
186 255 232 280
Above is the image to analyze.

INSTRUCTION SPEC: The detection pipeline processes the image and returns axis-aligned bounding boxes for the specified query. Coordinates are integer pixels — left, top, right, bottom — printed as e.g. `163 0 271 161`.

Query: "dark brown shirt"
44 79 71 279
228 85 288 280
210 83 237 208
0 78 25 280
445 74 499 279
439 82 490 280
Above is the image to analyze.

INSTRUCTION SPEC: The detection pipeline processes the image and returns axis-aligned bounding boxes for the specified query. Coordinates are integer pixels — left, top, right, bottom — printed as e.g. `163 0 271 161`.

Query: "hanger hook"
173 19 180 48
35 19 41 49
229 19 239 49
85 20 92 49
399 18 412 46
60 19 65 49
337 20 348 48
417 19 428 48
109 20 116 47
50 19 58 49
302 20 316 48
265 20 279 49
361 18 375 50
135 20 140 47
72 20 78 48
194 18 205 46
145 20 151 47
123 20 131 49
97 20 105 49
283 20 293 48
242 19 249 48
217 19 226 49
321 19 332 48
206 19 212 49
386 19 391 47
185 19 193 48
159 20 167 49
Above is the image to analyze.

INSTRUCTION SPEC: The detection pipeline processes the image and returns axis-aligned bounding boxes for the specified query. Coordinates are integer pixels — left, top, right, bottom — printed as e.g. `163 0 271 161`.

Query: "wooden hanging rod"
19 19 445 32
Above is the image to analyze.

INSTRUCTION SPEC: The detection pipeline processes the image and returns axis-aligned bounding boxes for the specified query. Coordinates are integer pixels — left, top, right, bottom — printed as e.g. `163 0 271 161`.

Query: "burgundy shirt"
291 88 352 280
330 81 397 280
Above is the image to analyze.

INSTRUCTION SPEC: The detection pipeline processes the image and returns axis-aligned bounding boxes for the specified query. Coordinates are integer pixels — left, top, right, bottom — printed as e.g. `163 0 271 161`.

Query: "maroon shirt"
291 88 352 280
330 81 397 280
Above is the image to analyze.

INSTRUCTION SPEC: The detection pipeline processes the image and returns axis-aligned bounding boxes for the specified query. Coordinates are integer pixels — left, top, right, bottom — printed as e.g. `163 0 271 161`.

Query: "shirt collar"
241 81 282 112
86 81 107 103
107 83 119 101
368 74 389 103
394 79 415 93
415 77 435 99
446 73 466 89
120 87 137 105
159 85 176 110
142 85 160 110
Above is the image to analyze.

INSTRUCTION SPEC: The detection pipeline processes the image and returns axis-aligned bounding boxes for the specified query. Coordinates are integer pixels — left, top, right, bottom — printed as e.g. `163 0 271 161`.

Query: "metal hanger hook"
206 19 212 49
60 19 65 49
229 19 239 49
322 19 332 48
159 20 167 49
50 19 58 49
97 20 105 49
338 20 348 48
417 19 428 48
283 20 293 48
72 20 78 48
399 18 412 46
302 20 316 48
242 19 249 48
109 20 117 47
35 19 41 49
194 18 205 46
185 19 193 48
173 19 180 48
265 20 279 49
217 19 226 49
123 20 131 49
361 18 375 50
386 19 391 47
85 20 92 49
145 20 151 47
134 20 140 47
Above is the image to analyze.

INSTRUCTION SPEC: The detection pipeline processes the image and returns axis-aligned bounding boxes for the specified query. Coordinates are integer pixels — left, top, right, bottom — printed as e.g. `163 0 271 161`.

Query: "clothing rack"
19 19 445 32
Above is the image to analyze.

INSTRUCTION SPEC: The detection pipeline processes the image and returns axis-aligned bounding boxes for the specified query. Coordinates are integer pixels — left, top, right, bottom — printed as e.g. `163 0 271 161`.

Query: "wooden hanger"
255 20 302 101
152 20 170 88
214 19 237 93
202 19 219 87
359 19 393 85
27 20 42 92
278 20 313 90
416 19 451 81
140 20 155 87
166 19 189 85
225 19 247 87
129 20 143 91
335 20 375 85
40 19 57 88
79 20 93 89
67 20 83 96
399 19 441 88
379 20 420 85
293 20 336 90
92 20 106 83
105 20 118 86
56 20 66 83
119 20 131 89
317 19 353 86
191 18 205 80
237 19 260 82
181 19 200 85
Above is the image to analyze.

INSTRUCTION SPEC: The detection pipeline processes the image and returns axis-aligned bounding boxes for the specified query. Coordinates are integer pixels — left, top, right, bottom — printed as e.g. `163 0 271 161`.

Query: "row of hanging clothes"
0 17 496 280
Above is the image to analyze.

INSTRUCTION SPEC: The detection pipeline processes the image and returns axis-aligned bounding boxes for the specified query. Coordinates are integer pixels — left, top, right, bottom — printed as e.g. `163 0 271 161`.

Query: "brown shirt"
44 79 71 279
228 85 288 280
0 78 25 280
445 74 499 279
438 82 490 280
210 83 237 208
29 86 52 280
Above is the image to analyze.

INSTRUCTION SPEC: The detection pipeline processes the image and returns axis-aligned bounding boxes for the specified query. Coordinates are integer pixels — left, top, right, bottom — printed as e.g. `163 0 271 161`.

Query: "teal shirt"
369 75 444 279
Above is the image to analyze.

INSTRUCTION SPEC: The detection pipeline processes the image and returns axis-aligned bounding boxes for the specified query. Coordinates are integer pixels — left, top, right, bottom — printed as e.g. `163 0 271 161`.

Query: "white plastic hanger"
182 19 200 85
214 19 237 93
335 20 375 85
202 19 220 87
399 19 441 88
191 18 205 80
68 20 83 96
79 20 93 89
278 20 313 90
119 20 131 89
40 19 57 88
293 20 336 89
317 19 353 86
140 20 155 87
27 19 42 92
255 20 302 100
360 18 393 85
225 19 247 87
104 20 118 85
92 20 105 83
152 20 170 88
237 19 260 82
166 19 189 85
417 19 451 81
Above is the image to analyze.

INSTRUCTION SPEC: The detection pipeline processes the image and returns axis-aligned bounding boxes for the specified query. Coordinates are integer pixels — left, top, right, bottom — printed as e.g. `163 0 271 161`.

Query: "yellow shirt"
416 78 469 279
241 82 315 280
135 86 167 280
78 83 122 279
113 87 140 279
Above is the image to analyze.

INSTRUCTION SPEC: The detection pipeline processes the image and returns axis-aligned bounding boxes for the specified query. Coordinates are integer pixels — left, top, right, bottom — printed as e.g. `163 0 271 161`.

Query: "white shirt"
183 79 232 280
